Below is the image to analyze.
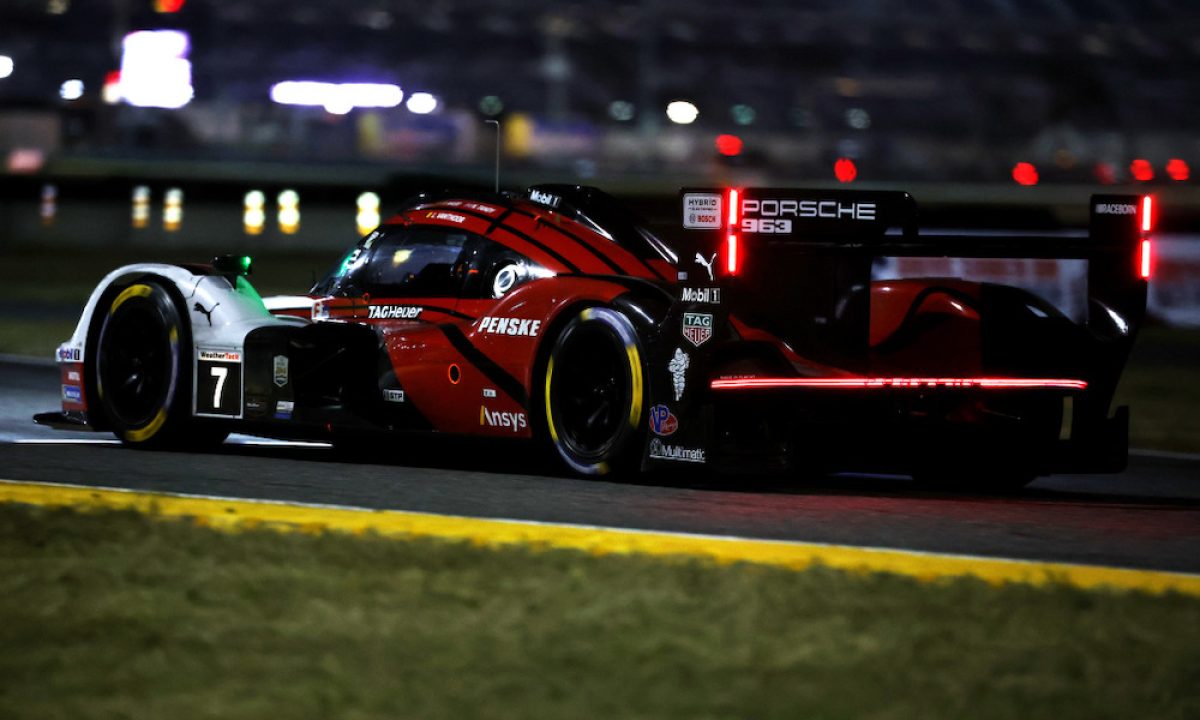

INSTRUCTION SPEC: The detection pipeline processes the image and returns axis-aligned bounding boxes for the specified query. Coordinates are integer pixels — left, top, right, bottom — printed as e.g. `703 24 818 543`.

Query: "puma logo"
193 301 220 327
694 252 717 281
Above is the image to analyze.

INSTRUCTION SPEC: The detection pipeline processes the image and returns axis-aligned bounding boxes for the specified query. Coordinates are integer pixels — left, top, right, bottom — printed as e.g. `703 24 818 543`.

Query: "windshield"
309 229 380 296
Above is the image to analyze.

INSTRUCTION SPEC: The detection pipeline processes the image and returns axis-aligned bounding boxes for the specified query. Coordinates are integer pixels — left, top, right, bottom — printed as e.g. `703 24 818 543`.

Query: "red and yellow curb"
2 478 1198 596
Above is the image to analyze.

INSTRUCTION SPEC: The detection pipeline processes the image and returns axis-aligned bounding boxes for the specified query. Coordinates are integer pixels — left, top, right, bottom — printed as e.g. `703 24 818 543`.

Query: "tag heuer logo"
273 355 289 387
682 312 713 347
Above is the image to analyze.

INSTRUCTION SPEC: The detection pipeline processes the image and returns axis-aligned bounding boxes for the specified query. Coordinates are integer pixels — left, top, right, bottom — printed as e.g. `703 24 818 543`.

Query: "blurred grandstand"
0 0 1197 186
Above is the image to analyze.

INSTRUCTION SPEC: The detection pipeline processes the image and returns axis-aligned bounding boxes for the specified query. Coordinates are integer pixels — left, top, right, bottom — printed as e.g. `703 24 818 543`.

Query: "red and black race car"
37 184 1152 488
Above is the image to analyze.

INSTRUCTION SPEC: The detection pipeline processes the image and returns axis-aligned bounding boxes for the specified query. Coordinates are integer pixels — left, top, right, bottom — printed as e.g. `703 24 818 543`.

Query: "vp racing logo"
648 405 678 436
480 405 528 433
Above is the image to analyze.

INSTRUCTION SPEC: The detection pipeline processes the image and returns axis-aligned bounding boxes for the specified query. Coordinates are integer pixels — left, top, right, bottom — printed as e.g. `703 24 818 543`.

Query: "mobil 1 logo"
196 349 243 417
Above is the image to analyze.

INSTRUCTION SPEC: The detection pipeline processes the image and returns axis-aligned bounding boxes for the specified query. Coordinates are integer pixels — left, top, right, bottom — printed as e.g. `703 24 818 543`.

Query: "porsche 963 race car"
37 185 1152 488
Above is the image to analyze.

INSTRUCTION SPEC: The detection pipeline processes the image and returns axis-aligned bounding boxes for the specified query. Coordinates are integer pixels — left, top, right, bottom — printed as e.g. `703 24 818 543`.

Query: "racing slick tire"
92 280 227 449
543 307 646 476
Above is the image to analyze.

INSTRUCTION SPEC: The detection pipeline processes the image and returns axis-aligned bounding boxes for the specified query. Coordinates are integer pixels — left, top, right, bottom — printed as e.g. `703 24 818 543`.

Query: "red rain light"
834 158 857 183
1141 195 1153 233
1130 159 1154 182
1140 239 1152 280
725 188 740 276
715 134 743 157
1166 158 1190 182
1012 162 1038 186
711 377 1088 390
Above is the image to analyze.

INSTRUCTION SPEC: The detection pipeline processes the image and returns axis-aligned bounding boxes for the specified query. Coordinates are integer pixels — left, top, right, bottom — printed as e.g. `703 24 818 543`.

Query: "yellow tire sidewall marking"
110 284 153 315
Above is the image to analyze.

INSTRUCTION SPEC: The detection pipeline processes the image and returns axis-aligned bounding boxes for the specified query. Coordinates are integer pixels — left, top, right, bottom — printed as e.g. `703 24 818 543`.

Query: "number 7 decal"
211 366 227 409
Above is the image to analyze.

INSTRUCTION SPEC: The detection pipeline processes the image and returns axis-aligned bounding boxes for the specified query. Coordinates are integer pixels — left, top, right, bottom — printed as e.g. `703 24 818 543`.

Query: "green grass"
0 503 1198 720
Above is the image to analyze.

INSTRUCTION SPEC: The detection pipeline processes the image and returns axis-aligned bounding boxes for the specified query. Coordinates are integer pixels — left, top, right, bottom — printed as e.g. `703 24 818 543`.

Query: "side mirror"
212 255 253 279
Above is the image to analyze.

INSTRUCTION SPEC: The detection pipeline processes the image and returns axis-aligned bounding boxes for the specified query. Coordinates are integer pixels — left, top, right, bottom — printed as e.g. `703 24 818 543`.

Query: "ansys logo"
480 406 528 433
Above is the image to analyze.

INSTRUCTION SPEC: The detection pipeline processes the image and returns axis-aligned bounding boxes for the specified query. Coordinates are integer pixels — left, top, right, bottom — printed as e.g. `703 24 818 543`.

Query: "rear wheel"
543 307 646 476
94 281 226 448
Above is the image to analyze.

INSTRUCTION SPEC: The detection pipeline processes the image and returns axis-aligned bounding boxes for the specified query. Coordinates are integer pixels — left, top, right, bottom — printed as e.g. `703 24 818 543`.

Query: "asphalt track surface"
2 357 1198 574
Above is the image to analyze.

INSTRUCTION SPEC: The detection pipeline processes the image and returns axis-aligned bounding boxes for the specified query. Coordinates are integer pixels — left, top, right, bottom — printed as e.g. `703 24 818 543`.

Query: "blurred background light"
1166 158 1190 182
608 100 635 122
154 0 186 12
715 134 743 157
102 71 121 104
120 30 193 109
59 79 84 101
478 95 504 116
163 188 183 232
405 92 438 114
356 192 381 235
270 82 403 114
0 56 13 80
730 104 756 126
846 108 871 130
131 186 151 229
666 100 698 125
834 157 858 183
1012 162 1039 186
278 190 300 235
243 190 265 236
1130 158 1154 182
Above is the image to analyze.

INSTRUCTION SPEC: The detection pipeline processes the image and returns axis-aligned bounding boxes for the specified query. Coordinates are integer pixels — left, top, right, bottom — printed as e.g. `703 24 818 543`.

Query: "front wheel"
543 307 646 476
93 280 226 449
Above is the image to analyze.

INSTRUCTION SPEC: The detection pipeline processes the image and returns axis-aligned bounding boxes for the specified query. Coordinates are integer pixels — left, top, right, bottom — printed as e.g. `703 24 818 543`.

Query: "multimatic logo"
1094 203 1137 215
480 406 528 433
648 438 705 463
478 316 542 336
682 312 713 347
368 305 422 320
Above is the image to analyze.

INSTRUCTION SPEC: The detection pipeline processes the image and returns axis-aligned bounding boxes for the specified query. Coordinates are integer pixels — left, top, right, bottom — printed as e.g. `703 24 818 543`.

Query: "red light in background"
1093 162 1116 185
1012 162 1038 186
1130 158 1154 182
834 158 857 183
1166 158 1190 182
715 134 743 157
155 0 186 11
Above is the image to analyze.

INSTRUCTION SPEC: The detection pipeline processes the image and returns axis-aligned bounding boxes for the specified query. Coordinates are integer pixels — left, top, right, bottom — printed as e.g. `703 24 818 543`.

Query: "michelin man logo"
669 347 689 401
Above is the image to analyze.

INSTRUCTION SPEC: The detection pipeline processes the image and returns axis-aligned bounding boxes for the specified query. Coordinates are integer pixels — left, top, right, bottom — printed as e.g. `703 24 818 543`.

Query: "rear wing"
679 188 1152 337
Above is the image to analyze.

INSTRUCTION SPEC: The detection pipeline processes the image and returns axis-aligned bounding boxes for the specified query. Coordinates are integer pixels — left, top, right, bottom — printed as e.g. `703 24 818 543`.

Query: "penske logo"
478 316 542 337
368 305 422 320
480 406 528 432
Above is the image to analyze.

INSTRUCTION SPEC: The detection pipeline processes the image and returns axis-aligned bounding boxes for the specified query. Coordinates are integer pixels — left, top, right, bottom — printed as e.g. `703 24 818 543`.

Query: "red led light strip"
711 377 1088 390
1139 195 1153 280
726 188 740 275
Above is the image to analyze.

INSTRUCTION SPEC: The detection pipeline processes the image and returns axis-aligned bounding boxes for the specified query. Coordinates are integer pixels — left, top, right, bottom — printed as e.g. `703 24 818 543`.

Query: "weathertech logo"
480 406 528 432
479 317 542 336
368 305 422 320
1094 203 1137 215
